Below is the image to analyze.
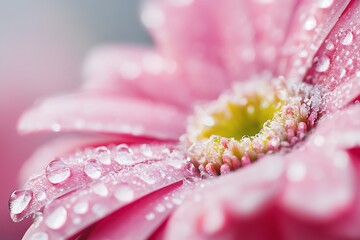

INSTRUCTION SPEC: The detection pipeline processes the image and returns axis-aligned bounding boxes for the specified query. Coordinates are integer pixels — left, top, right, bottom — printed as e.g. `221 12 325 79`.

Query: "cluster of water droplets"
10 143 198 239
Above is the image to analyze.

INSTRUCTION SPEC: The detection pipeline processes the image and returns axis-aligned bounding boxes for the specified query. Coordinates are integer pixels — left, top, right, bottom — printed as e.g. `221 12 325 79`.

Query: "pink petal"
280 0 350 81
142 0 297 93
19 136 121 185
86 181 192 240
310 104 360 149
165 155 284 239
281 145 355 221
10 143 197 223
304 0 360 90
82 45 194 109
18 93 187 140
17 144 198 239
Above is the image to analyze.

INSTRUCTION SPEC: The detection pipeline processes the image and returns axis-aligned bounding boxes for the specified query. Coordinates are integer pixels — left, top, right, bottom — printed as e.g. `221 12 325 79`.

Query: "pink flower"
9 0 360 239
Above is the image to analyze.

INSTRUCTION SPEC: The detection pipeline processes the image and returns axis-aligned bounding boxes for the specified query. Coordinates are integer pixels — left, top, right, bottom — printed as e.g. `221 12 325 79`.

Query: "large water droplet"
287 161 307 182
95 146 111 165
341 31 354 46
114 144 133 165
29 232 49 240
304 16 317 31
73 201 89 214
46 159 71 184
93 183 109 197
114 185 135 203
140 144 153 157
84 159 102 179
45 206 67 230
314 56 330 72
317 0 333 8
9 190 33 214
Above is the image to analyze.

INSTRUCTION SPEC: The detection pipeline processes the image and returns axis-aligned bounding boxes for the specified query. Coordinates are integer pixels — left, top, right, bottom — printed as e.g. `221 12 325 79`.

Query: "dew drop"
326 42 334 50
340 68 346 78
9 190 33 214
92 203 108 217
138 173 156 185
84 159 102 179
145 212 155 221
314 56 330 72
93 183 109 197
356 70 360 77
45 159 71 184
29 232 49 240
140 144 153 157
45 206 67 230
114 144 133 165
304 16 317 31
35 191 47 202
341 31 354 46
73 201 89 214
114 185 135 203
287 162 306 182
317 0 333 8
155 204 166 213
95 146 111 165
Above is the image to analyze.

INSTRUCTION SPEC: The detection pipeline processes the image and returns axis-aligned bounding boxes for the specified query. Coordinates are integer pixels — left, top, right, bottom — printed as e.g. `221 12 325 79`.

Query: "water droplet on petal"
304 16 317 31
114 144 133 165
140 144 153 157
45 159 71 184
35 191 47 202
92 203 108 217
114 185 135 203
314 56 330 72
73 201 89 214
155 204 166 213
84 159 102 179
341 31 353 46
138 173 156 185
326 42 334 50
29 232 49 240
93 183 109 197
9 190 33 214
45 206 67 230
287 161 307 182
95 146 111 165
145 212 155 221
317 0 333 8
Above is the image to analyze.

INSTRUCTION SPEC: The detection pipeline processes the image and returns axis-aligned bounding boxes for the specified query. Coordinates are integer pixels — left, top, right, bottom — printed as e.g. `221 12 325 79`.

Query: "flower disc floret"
183 78 321 176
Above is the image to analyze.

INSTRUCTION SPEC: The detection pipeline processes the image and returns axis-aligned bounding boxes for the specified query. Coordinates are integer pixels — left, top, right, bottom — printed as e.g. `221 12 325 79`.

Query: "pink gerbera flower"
9 0 360 239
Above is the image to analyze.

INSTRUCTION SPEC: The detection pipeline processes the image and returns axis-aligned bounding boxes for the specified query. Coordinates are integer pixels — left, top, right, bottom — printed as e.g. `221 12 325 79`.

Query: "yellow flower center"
183 78 319 176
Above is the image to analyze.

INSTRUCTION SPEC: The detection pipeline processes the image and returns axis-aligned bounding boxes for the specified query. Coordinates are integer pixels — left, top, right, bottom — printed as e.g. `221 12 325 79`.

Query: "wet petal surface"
18 93 187 140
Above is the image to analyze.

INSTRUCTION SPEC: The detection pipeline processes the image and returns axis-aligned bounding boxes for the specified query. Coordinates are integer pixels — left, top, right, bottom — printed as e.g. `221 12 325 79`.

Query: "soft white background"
0 1 149 239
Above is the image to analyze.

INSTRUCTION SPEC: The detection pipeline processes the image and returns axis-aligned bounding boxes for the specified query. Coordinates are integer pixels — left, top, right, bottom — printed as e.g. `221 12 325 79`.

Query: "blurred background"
0 1 150 239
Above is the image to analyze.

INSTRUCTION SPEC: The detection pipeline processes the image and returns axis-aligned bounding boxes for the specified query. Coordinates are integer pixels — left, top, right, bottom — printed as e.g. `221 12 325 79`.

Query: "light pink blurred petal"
142 0 297 98
281 146 355 221
82 45 194 109
280 0 350 81
303 0 360 90
18 93 187 140
165 155 284 239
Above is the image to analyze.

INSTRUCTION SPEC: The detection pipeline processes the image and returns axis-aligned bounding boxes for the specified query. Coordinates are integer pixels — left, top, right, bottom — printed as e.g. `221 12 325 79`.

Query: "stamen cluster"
183 78 320 176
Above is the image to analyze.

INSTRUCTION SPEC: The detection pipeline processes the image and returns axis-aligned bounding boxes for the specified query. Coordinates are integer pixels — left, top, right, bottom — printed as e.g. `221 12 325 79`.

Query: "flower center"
182 78 320 176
